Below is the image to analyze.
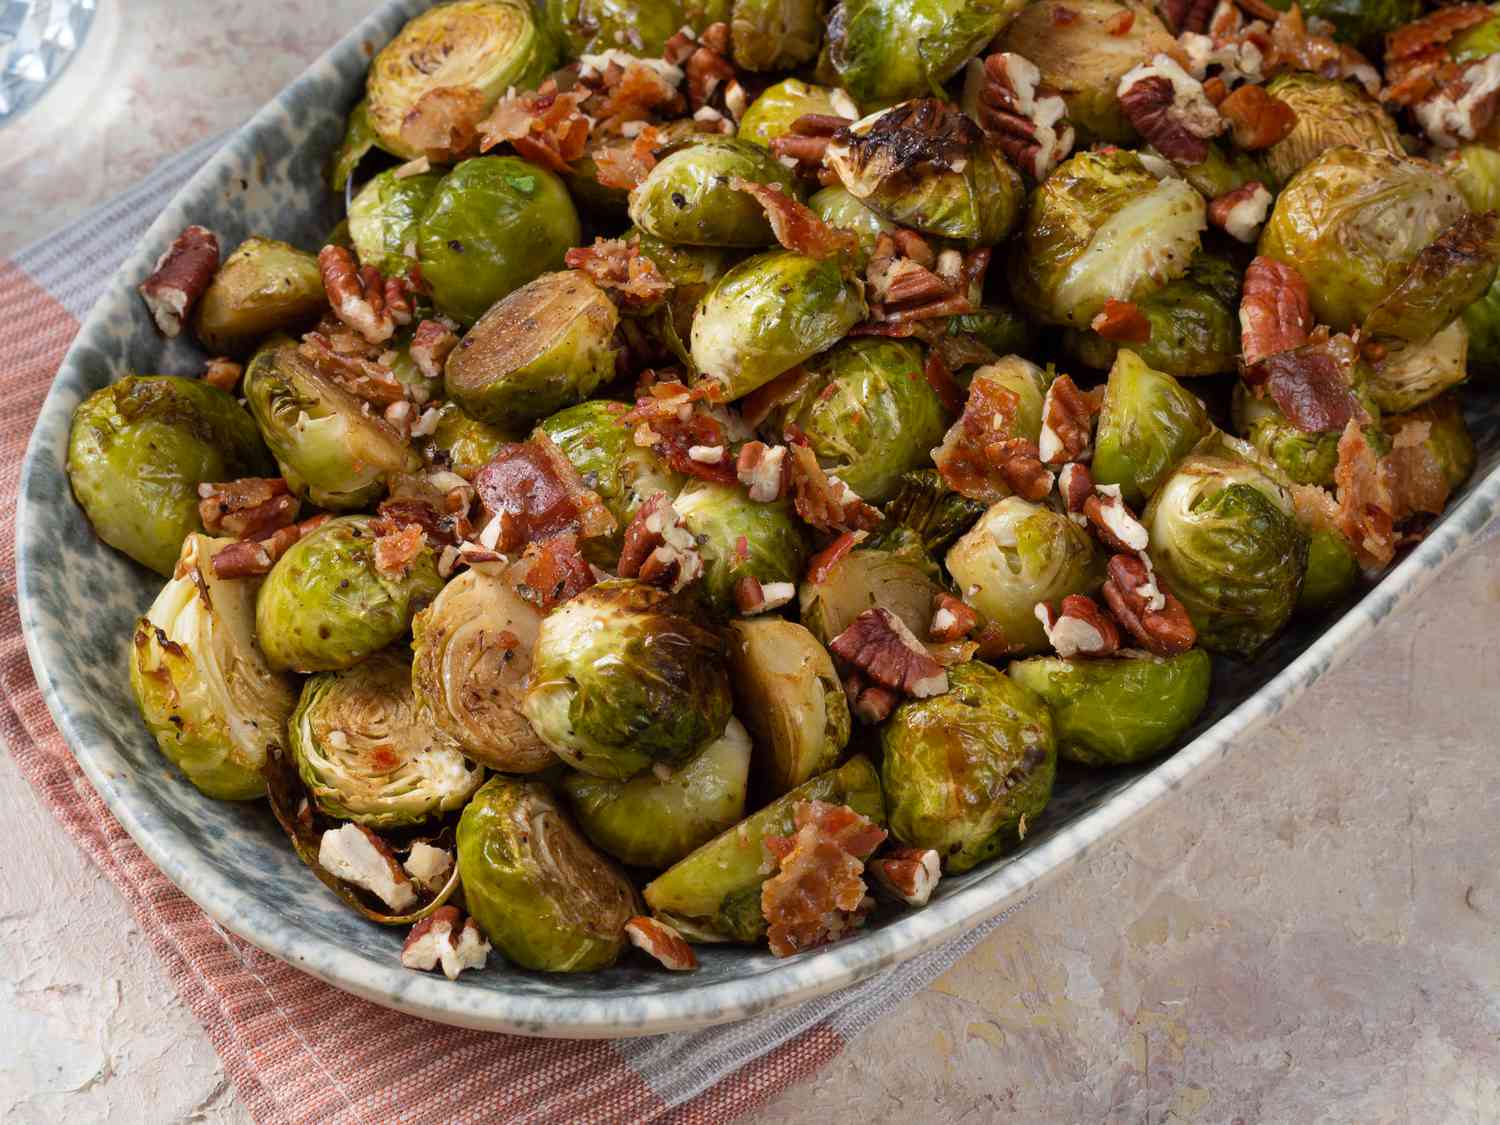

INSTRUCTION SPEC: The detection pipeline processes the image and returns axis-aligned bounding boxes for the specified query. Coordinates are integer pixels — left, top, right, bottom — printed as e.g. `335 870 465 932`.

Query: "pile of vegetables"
71 0 1496 976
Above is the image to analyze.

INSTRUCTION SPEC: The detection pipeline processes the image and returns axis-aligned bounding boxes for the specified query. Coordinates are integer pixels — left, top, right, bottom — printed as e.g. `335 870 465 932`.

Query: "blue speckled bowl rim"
16 2 1500 1037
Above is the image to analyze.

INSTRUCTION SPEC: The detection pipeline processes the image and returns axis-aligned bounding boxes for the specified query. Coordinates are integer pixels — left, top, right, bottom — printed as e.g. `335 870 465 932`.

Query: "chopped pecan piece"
1208 182 1272 244
843 670 900 724
1239 256 1313 367
625 916 697 971
761 801 887 958
971 52 1075 181
733 576 796 616
1333 420 1395 569
1038 374 1102 466
1084 486 1150 553
138 225 219 337
399 85 487 163
401 907 490 980
1101 553 1196 655
201 356 242 392
197 477 298 539
736 441 788 502
1058 462 1094 515
565 237 673 310
1116 55 1224 164
617 492 703 594
478 88 591 172
473 434 617 553
1159 0 1216 34
1384 5 1492 111
1090 299 1151 344
830 608 949 699
207 514 328 579
409 318 459 381
1036 594 1121 658
729 178 858 261
298 331 406 407
929 593 979 643
1218 83 1297 149
786 444 882 534
868 846 942 907
318 246 395 345
683 23 736 111
1264 7 1380 97
319 823 417 912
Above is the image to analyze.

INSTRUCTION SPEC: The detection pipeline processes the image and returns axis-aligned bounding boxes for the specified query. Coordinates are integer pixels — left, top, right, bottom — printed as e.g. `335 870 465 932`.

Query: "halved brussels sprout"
243 339 419 510
1010 149 1206 328
255 515 443 673
998 0 1178 143
290 649 483 828
882 468 987 555
1259 146 1468 332
881 661 1054 873
1144 450 1309 657
824 101 1024 248
191 237 326 357
727 620 850 798
443 270 618 430
691 250 868 400
757 339 947 504
563 718 752 869
1233 385 1342 487
130 533 296 800
732 0 824 70
1167 143 1273 202
628 137 802 248
807 185 896 269
417 156 582 326
418 401 515 472
1008 649 1212 767
1298 527 1361 614
1091 349 1213 507
1364 319 1471 414
945 497 1105 655
367 1 557 159
1263 74 1402 185
545 0 712 58
643 753 885 942
672 480 808 615
827 0 1021 106
331 98 378 193
68 375 272 576
1446 143 1500 213
458 776 640 972
523 579 733 779
799 535 943 644
348 168 444 278
1361 213 1500 350
1387 394 1477 492
740 80 851 147
411 566 556 774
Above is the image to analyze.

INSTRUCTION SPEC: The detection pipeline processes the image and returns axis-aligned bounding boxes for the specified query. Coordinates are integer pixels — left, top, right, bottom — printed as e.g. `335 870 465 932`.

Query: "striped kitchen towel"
0 135 1017 1125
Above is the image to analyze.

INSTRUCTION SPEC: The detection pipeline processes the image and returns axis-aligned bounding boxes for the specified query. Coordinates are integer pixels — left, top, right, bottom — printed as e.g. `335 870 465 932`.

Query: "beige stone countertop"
3 4 1498 1122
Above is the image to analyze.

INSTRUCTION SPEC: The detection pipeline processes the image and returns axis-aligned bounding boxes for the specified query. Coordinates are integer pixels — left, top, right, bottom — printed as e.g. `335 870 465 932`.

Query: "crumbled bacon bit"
376 495 472 547
201 356 242 392
971 52 1076 181
318 246 395 345
1334 420 1395 569
565 237 673 310
372 522 426 579
478 88 591 173
622 380 739 483
473 435 617 553
592 124 664 191
1038 374 1102 466
1239 256 1313 368
1384 5 1491 108
1091 299 1151 344
139 225 219 337
1208 182 1272 244
929 593 979 643
625 916 697 971
1101 554 1196 655
1218 83 1297 149
1117 55 1224 164
515 533 597 612
868 847 942 907
830 607 949 699
1264 7 1380 97
786 445 882 533
933 372 1056 503
298 332 406 407
761 801 887 959
399 85 487 163
409 318 459 381
736 441 788 502
1247 334 1365 435
804 529 867 586
922 350 965 417
197 477 298 539
1036 594 1121 657
729 178 857 261
617 492 703 594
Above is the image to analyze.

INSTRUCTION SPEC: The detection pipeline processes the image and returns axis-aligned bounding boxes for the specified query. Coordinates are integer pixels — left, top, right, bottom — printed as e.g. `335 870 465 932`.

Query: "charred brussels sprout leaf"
331 98 378 192
1364 319 1471 413
1091 349 1214 506
1008 649 1212 767
290 649 483 828
944 307 1036 373
366 0 557 159
255 515 443 673
68 375 272 576
741 80 851 147
827 0 1022 106
672 481 808 615
1298 527 1361 614
417 156 582 326
348 169 444 278
1263 74 1403 185
643 754 885 942
458 777 640 971
418 401 515 471
691 250 868 400
808 185 897 268
881 661 1055 873
800 536 943 644
563 718 752 869
523 579 733 779
628 137 803 247
130 533 297 800
1361 213 1500 350
882 469 987 555
443 270 618 429
191 237 327 357
732 0 825 71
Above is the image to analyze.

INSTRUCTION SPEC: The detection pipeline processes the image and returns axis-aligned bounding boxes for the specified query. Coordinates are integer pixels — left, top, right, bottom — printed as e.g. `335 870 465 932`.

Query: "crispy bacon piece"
139 225 219 337
1091 299 1151 344
1101 554 1196 656
729 178 857 261
399 85 487 162
473 435 617 553
934 376 1055 503
376 496 471 547
372 523 427 579
200 356 243 392
761 801 887 959
1385 5 1492 103
594 64 684 131
625 917 697 971
592 124 664 191
409 318 459 382
1264 7 1380 97
622 381 739 483
1334 421 1396 568
515 534 596 612
565 238 673 310
617 492 703 594
1218 83 1297 149
829 608 948 698
1248 335 1365 434
1239 256 1313 368
804 529 867 586
786 445 882 533
197 478 298 539
1038 374 1102 466
478 89 591 173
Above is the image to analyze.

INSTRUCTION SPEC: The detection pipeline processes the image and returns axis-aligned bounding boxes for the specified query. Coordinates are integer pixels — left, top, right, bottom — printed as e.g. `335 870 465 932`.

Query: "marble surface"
3 3 1498 1122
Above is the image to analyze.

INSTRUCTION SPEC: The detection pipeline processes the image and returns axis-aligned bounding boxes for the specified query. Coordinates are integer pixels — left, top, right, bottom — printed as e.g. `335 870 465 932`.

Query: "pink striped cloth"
0 138 1014 1124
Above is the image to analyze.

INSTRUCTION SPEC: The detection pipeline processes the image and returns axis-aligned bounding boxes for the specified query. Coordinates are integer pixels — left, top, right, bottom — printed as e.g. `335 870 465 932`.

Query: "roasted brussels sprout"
672 480 808 614
191 237 326 357
800 535 943 644
366 1 557 159
563 718 752 868
1233 385 1342 487
1387 394 1477 492
824 101 1025 248
68 375 272 576
998 0 1178 143
740 80 852 147
882 469 987 555
945 497 1105 655
1166 143 1272 202
1364 319 1471 413
417 156 582 326
643 753 885 942
1259 146 1468 333
290 649 483 828
1446 143 1500 214
411 566 557 773
348 168 444 278
255 515 443 673
1145 449 1309 657
1091 349 1214 507
1465 281 1500 373
727 620 850 798
523 579 733 779
756 339 947 503
629 226 737 323
943 307 1036 372
1361 214 1500 352
1008 649 1212 767
443 271 618 429
130 533 296 800
628 137 802 248
691 250 868 400
826 0 1021 106
243 339 419 510
458 776 640 971
1010 148 1206 328
418 401 514 471
331 98 378 193
545 0 714 58
881 661 1054 873
733 0 825 71
1262 74 1402 185
807 185 896 268
1298 528 1361 614
1261 0 1419 49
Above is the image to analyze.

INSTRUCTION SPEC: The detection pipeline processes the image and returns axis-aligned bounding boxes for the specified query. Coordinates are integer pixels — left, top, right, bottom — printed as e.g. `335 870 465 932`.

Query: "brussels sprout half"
808 185 897 269
523 579 733 779
672 480 808 615
563 717 753 869
458 776 641 972
1008 649 1212 767
255 515 444 674
1386 394 1477 493
643 754 885 942
411 566 557 774
1262 74 1403 185
1233 385 1342 487
68 375 272 576
1446 144 1500 214
732 0 824 71
1298 528 1361 614
367 0 557 159
628 137 803 248
417 156 582 326
348 168 444 278
418 402 516 472
130 533 297 800
1364 319 1471 414
881 661 1055 873
243 340 419 511
740 80 852 148
827 0 1022 106
800 536 944 645
1091 349 1214 507
191 237 328 357
331 98 378 193
946 497 1106 655
545 0 722 58
882 469 987 555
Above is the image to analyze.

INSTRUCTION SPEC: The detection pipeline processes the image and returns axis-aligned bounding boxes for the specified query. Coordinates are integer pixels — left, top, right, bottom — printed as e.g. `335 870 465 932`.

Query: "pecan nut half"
1101 553 1196 655
829 608 949 699
138 225 220 337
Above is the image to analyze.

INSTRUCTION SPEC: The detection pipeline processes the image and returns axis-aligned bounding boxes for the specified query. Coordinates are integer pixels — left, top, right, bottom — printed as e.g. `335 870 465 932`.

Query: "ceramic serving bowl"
16 0 1500 1037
